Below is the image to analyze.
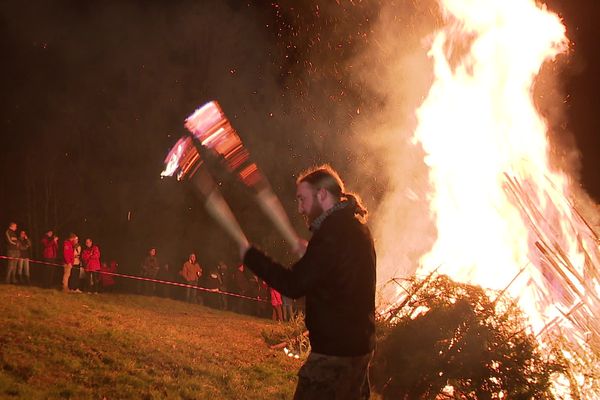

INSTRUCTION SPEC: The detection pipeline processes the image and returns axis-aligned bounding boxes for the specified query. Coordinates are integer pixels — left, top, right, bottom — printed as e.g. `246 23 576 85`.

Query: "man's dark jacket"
244 203 376 357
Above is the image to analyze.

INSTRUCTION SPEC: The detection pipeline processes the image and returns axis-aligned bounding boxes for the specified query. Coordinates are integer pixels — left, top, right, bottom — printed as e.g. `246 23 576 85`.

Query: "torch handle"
256 188 301 252
205 189 249 249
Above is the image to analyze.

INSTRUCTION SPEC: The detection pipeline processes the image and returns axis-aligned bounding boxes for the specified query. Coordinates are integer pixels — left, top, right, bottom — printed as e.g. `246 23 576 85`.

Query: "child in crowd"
270 286 283 322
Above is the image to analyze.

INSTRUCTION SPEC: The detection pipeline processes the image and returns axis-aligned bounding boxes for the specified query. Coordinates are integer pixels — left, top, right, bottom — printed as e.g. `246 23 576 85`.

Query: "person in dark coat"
216 261 231 310
232 263 251 314
240 165 376 400
252 276 269 318
17 230 32 284
140 247 160 295
202 265 222 309
5 222 19 284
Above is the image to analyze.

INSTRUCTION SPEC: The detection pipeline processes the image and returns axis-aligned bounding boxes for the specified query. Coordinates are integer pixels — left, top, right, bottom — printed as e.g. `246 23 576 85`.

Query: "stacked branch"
503 173 600 397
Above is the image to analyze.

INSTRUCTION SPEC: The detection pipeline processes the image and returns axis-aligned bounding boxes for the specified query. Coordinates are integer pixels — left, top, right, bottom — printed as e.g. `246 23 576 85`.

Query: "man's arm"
243 233 333 299
5 230 17 246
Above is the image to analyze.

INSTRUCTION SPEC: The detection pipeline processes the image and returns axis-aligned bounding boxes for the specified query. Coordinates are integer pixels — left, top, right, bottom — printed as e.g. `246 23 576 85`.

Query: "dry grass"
0 285 298 399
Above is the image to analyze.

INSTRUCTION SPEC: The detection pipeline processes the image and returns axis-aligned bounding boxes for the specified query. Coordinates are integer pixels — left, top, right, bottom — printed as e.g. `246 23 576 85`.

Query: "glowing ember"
378 0 599 396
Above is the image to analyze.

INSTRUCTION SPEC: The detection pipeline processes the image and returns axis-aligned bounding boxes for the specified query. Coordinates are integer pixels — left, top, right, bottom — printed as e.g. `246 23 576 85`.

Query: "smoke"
282 0 599 318
531 9 600 232
0 0 293 268
1 0 596 274
339 1 443 285
240 0 448 284
339 0 599 293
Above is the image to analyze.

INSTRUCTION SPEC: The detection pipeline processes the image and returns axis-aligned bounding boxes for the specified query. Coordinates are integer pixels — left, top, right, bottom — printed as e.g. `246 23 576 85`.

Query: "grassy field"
0 285 299 399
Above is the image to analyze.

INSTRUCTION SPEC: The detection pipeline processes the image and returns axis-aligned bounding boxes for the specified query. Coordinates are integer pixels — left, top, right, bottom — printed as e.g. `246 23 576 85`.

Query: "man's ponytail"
342 192 368 223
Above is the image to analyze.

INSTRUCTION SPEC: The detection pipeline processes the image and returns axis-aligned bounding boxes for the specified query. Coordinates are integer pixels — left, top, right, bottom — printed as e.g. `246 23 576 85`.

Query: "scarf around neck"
309 198 356 232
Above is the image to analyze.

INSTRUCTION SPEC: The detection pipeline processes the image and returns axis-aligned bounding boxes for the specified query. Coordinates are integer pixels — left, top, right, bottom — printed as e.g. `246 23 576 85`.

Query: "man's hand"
239 242 251 261
294 238 308 258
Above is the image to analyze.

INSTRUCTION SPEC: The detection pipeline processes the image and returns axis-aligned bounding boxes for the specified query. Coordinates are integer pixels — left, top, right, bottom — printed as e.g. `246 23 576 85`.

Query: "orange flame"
377 0 599 396
414 0 568 330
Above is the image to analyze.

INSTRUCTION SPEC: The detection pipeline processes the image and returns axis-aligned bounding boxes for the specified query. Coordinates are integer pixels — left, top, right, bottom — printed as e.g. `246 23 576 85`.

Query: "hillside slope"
0 286 297 399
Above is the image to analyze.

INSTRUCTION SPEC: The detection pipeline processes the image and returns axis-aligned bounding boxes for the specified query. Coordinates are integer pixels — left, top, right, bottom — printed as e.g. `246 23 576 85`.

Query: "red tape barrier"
0 255 268 303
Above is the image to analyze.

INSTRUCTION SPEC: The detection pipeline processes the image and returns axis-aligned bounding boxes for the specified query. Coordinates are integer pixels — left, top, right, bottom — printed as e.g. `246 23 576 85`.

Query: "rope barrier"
0 255 268 303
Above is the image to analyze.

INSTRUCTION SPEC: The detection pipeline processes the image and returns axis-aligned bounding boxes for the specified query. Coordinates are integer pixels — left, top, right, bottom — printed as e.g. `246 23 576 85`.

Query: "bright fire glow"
381 0 600 396
161 137 187 178
414 0 568 328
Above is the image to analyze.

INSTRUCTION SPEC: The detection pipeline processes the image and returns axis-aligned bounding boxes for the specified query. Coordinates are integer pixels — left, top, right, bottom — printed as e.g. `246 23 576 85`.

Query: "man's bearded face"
296 182 324 226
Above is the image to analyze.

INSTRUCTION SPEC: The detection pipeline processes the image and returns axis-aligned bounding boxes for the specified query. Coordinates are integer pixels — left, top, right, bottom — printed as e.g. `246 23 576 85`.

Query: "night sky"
0 0 598 273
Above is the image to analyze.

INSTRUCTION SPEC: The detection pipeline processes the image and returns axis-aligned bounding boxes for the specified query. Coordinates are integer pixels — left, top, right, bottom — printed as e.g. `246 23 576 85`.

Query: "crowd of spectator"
135 246 300 321
3 222 300 321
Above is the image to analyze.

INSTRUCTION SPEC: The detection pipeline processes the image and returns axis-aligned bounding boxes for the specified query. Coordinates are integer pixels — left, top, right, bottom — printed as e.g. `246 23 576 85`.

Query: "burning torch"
161 135 249 250
183 101 303 255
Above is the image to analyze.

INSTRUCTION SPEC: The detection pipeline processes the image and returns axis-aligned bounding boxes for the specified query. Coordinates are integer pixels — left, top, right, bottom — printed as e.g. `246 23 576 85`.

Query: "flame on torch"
184 101 302 254
161 131 249 249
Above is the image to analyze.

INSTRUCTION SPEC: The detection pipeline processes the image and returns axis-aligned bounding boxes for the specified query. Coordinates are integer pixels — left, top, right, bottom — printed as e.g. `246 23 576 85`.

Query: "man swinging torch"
163 102 376 399
240 165 376 400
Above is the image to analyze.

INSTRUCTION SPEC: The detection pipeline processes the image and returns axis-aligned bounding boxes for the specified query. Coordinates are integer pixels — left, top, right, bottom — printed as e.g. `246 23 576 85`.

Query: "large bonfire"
378 0 599 397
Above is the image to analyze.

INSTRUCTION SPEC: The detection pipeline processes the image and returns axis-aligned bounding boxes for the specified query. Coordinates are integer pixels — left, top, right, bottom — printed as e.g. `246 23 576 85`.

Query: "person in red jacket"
62 234 78 292
270 286 284 322
41 230 59 288
82 238 101 293
99 260 117 292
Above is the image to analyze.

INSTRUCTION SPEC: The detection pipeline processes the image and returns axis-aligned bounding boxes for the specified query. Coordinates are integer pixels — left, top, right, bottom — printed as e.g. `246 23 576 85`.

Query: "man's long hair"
297 164 368 222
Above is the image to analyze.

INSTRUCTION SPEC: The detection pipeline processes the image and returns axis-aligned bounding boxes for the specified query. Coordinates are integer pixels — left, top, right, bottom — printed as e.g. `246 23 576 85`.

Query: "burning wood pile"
375 0 600 397
504 173 600 396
